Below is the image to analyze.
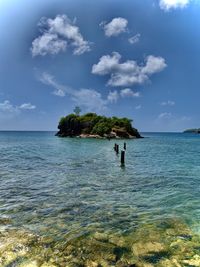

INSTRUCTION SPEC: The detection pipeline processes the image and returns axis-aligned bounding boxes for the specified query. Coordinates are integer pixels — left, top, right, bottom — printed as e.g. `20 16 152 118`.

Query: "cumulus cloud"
0 100 18 113
92 52 121 76
160 100 175 106
101 17 128 37
159 0 190 10
120 88 140 98
31 14 91 56
31 33 67 57
0 100 36 115
107 90 119 103
128 33 141 44
158 112 172 119
92 52 167 87
0 101 19 120
19 103 36 110
141 55 167 75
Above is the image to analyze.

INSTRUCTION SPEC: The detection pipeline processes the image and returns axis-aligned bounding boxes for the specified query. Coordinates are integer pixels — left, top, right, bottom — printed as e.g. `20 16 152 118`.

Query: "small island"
183 128 200 134
56 111 142 139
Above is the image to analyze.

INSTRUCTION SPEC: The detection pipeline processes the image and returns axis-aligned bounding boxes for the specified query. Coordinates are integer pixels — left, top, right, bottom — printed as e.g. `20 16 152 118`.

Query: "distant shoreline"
183 128 200 134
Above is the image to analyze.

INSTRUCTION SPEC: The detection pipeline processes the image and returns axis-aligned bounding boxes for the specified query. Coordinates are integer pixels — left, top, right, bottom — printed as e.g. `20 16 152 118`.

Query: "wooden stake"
116 144 119 154
124 142 126 150
114 143 117 151
121 150 125 165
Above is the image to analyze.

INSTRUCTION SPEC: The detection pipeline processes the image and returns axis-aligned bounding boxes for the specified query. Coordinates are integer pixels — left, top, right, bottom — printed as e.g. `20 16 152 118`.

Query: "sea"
0 131 200 266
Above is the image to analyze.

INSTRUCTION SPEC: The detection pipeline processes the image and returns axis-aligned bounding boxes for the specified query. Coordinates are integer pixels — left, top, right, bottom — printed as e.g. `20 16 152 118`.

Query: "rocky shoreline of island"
59 133 139 139
56 112 142 139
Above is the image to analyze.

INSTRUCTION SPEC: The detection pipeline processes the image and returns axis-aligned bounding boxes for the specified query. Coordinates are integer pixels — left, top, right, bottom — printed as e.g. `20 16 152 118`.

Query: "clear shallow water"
1 131 200 266
0 131 200 236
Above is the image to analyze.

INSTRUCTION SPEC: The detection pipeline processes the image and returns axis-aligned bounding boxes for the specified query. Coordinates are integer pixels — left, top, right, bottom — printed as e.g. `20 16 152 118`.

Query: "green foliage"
59 117 66 127
58 114 78 129
78 113 98 123
91 119 112 136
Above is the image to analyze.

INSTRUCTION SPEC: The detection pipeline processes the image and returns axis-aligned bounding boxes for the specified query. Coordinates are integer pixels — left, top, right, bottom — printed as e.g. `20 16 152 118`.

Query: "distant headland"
183 128 200 134
56 110 142 139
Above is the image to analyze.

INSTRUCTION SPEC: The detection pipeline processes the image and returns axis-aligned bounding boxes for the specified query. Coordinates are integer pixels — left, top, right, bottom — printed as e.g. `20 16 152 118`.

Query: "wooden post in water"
121 150 125 165
124 142 126 150
114 143 117 151
116 144 119 154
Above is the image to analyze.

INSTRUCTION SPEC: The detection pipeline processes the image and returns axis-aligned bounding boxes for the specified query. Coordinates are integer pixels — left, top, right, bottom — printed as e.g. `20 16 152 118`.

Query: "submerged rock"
0 217 12 225
182 254 200 266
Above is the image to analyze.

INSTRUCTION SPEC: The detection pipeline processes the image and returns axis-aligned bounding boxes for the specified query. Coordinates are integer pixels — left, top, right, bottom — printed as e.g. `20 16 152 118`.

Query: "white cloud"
92 52 167 87
159 0 190 10
72 89 107 112
39 72 107 111
0 100 36 116
40 72 144 111
135 105 142 110
120 88 140 98
141 55 167 75
101 17 128 37
158 112 172 119
107 90 119 103
160 100 175 106
128 33 141 44
0 100 18 113
40 72 71 97
31 33 67 57
31 14 91 56
19 103 36 110
92 52 121 76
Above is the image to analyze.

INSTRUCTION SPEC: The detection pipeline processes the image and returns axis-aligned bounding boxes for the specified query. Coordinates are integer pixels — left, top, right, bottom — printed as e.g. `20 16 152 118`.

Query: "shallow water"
0 131 200 266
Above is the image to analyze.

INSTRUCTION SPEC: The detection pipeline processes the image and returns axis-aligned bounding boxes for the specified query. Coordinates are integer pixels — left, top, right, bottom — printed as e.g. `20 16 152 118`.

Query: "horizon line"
0 130 183 133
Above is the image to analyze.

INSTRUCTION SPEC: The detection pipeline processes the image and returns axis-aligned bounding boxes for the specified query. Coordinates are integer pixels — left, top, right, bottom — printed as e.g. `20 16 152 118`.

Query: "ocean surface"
0 131 200 266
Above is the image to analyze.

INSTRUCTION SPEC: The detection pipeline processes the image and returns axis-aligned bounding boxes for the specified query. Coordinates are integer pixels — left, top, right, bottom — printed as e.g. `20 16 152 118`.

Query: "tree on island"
56 112 142 139
73 106 81 116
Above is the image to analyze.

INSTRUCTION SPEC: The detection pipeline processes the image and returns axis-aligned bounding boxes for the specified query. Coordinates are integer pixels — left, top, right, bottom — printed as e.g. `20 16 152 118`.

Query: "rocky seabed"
1 218 200 267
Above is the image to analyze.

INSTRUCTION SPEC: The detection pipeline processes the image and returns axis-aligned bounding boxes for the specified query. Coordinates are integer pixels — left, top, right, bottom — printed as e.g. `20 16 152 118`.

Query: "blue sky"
0 0 200 131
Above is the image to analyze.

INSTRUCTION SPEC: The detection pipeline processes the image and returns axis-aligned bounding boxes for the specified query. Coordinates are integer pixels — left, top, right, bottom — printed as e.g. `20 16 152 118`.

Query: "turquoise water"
1 131 200 266
0 131 200 236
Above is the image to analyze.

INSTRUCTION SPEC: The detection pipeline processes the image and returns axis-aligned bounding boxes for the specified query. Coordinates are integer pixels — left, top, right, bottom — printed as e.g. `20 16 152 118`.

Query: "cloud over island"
92 52 167 87
39 72 141 112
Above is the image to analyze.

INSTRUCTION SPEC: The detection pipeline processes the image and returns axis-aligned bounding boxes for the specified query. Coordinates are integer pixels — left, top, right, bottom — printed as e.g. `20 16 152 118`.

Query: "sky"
0 0 200 131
